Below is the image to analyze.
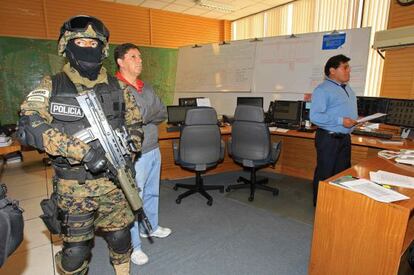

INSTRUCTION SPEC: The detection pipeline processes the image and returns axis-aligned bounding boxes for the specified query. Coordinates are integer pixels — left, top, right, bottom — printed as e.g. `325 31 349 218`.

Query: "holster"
53 165 106 184
40 192 62 234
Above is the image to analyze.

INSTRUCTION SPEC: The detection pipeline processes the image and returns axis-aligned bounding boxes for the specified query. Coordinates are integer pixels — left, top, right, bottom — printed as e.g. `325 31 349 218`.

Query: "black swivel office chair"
226 105 281 202
172 107 225 206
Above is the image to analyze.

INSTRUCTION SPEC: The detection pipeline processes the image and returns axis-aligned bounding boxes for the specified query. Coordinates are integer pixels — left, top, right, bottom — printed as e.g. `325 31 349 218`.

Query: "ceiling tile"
101 0 292 20
201 10 228 18
230 0 255 9
221 10 251 20
209 0 234 3
116 0 145 5
140 0 170 8
217 12 241 20
260 0 290 7
239 3 269 13
157 0 176 3
181 7 211 16
173 0 198 7
163 3 191 12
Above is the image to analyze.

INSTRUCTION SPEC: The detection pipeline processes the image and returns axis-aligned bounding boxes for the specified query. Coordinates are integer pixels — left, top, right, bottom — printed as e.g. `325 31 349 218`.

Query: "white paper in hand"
357 113 387 124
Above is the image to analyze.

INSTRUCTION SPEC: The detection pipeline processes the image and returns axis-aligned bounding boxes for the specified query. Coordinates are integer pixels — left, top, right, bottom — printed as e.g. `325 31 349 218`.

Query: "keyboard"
352 129 393 139
166 126 181 132
297 128 316 133
273 123 299 130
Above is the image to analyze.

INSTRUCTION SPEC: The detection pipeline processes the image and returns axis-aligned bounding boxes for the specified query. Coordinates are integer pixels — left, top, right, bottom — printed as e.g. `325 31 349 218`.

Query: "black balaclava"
65 39 104 80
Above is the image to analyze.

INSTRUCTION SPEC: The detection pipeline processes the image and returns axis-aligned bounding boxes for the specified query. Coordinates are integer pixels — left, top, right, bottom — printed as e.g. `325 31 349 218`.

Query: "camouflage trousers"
56 177 135 265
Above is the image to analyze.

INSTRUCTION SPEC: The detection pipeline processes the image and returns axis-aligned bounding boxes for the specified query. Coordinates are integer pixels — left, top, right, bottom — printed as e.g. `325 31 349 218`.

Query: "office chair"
226 105 281 202
172 107 225 206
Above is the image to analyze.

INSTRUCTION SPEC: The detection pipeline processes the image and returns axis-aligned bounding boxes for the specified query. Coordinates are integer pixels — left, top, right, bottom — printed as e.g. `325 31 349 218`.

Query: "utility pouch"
40 192 62 234
0 184 24 267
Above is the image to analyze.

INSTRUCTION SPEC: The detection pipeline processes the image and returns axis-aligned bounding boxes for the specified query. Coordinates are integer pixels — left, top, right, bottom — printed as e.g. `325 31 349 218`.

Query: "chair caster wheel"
248 196 254 202
173 185 178 191
273 190 279 196
237 178 242 183
176 198 181 204
225 187 231 192
207 200 213 206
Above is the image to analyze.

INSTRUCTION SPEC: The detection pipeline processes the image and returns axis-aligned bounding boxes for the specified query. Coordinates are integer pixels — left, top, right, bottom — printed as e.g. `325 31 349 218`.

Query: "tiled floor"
0 151 60 275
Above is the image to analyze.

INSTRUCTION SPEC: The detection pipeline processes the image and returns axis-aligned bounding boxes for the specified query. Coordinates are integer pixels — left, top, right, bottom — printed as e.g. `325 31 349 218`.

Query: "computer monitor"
385 99 414 128
272 100 301 127
357 96 388 123
178 97 203 107
167 106 196 125
236 97 264 108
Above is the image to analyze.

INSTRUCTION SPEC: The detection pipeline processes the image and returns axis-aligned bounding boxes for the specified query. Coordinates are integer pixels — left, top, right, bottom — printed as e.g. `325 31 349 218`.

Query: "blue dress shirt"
310 78 357 134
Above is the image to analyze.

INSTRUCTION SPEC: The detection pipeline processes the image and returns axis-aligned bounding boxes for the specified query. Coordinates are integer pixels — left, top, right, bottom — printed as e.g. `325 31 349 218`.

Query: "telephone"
401 128 414 140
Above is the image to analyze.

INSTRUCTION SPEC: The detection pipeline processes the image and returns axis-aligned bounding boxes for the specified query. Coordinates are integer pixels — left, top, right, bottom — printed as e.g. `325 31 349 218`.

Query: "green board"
0 36 177 124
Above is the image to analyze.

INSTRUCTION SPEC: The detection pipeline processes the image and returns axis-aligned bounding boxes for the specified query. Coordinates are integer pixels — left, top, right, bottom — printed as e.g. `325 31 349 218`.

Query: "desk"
0 140 21 177
158 123 414 180
309 157 414 274
0 140 21 156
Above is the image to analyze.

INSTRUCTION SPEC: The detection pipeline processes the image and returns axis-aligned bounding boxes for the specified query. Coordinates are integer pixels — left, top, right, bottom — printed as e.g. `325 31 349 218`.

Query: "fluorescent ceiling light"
195 0 235 13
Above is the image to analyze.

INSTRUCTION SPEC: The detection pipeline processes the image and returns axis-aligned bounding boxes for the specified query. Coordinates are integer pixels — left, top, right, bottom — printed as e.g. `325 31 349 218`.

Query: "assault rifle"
75 91 152 235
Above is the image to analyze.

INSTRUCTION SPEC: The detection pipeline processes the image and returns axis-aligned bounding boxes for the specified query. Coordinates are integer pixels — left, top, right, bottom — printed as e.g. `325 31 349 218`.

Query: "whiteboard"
175 40 256 92
174 27 371 96
252 27 371 95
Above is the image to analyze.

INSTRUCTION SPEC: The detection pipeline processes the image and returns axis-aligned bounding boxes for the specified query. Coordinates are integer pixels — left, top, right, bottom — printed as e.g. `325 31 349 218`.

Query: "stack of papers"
196 98 211 107
0 135 12 147
378 150 414 165
370 170 414 189
268 127 289 133
331 176 409 203
5 152 22 164
395 150 414 166
378 150 400 159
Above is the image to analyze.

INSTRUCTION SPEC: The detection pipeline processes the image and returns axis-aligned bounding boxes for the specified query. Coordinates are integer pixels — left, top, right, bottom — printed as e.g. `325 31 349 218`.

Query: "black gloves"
82 147 108 174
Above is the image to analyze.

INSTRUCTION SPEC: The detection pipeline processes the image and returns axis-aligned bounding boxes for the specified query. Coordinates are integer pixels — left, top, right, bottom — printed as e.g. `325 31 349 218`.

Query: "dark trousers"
312 129 351 205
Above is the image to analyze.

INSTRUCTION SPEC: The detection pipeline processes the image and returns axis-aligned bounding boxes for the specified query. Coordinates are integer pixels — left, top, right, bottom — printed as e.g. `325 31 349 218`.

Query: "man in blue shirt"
310 54 358 206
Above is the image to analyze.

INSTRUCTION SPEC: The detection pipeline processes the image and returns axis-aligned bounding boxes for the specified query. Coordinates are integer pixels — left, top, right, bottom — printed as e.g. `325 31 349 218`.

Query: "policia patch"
50 103 84 118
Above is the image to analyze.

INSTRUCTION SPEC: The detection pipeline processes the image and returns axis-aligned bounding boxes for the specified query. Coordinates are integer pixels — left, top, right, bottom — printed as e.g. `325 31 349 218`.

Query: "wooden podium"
309 157 414 274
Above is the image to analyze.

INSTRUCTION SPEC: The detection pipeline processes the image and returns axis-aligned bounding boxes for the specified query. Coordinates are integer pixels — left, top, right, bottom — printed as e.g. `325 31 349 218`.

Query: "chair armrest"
219 139 225 161
270 141 282 165
227 138 232 156
172 139 180 163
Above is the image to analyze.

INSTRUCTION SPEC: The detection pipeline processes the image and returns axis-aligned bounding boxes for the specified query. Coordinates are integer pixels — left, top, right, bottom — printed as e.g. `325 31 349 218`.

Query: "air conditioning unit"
373 25 414 50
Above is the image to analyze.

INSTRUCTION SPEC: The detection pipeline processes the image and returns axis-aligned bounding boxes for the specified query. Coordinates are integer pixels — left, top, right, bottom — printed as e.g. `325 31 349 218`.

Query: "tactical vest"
49 72 125 180
50 72 124 136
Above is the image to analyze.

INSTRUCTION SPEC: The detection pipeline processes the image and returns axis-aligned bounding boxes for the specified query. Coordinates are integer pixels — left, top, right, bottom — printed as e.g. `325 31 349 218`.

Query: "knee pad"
103 227 131 254
60 241 92 272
